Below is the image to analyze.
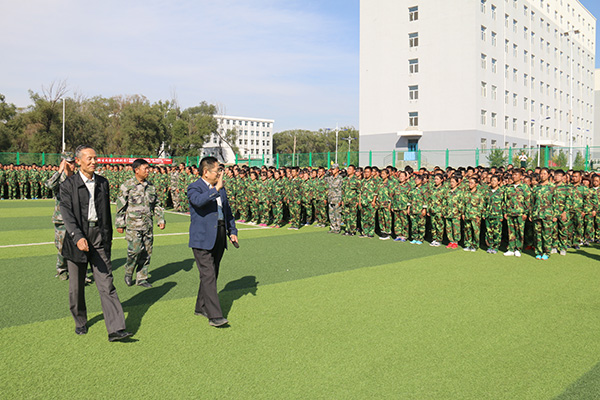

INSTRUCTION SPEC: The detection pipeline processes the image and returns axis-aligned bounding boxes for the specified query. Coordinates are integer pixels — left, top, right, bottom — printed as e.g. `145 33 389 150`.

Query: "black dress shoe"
75 326 88 335
209 317 229 327
194 310 208 319
136 280 152 288
108 330 133 342
124 275 134 286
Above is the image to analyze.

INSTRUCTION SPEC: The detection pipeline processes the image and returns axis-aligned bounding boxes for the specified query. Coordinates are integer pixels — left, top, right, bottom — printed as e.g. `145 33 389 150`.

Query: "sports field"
1 199 600 399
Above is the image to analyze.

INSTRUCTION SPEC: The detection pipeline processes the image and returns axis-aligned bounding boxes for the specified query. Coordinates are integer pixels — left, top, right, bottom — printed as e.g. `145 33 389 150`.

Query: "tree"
0 94 17 151
573 151 586 170
551 150 568 168
487 148 507 168
273 126 359 155
167 102 217 157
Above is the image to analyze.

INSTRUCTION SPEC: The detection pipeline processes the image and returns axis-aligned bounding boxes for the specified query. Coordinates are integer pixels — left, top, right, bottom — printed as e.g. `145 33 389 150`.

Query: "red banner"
97 157 173 165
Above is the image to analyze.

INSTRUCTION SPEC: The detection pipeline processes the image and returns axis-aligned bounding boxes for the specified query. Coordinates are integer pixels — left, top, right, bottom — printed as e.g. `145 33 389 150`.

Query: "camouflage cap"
61 151 75 162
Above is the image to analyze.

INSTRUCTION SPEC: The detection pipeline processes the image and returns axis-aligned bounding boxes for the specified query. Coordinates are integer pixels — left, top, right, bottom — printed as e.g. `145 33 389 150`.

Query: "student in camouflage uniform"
408 174 427 244
589 174 600 243
326 165 343 233
530 168 554 260
0 164 5 199
360 167 377 238
391 171 410 242
6 164 17 199
427 173 445 246
257 171 270 226
314 167 329 227
551 170 572 256
570 171 590 249
45 152 76 279
443 176 463 249
287 168 302 229
300 169 314 225
502 169 530 257
463 177 485 251
342 165 360 236
17 165 28 199
484 175 503 254
169 165 182 211
372 168 393 239
270 169 285 227
115 159 166 288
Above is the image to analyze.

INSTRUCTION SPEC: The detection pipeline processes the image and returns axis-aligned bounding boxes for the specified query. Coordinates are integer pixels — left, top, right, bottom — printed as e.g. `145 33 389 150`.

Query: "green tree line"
273 127 359 155
0 86 235 158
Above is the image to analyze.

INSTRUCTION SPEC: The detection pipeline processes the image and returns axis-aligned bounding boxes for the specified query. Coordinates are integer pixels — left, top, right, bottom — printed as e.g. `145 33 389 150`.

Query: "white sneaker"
504 251 515 256
463 247 471 252
550 248 557 254
514 250 521 257
560 250 566 256
470 248 476 252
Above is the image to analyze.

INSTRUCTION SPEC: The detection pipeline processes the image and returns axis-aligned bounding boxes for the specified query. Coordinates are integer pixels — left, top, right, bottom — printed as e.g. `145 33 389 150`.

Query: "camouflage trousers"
303 200 315 224
170 187 180 211
256 202 268 224
124 229 154 281
315 200 328 225
18 182 28 199
410 214 425 241
361 205 375 236
7 183 17 199
272 200 284 226
463 218 481 249
328 202 342 232
378 207 392 235
445 218 461 243
289 201 302 228
343 203 359 234
506 216 525 252
429 214 444 243
569 212 585 246
553 217 570 251
533 218 553 255
485 218 502 250
393 210 409 238
0 182 5 198
29 182 40 199
54 223 67 274
585 214 597 242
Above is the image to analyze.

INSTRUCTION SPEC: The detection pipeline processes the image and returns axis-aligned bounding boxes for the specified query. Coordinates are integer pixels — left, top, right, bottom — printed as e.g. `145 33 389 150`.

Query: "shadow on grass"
150 258 194 283
554 361 600 399
572 249 600 262
219 275 259 318
87 281 177 335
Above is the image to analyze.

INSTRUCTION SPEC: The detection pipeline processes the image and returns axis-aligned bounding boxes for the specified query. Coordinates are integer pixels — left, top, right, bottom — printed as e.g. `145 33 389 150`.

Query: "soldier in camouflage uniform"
29 164 40 199
502 169 530 257
325 164 343 233
463 177 486 251
314 167 329 227
115 159 166 288
257 171 270 226
530 168 554 260
45 152 76 279
17 165 28 199
286 168 302 229
342 165 360 236
484 175 503 254
300 169 314 226
270 169 285 227
589 174 600 243
0 164 5 199
443 176 463 249
551 170 573 256
170 165 182 211
427 173 446 246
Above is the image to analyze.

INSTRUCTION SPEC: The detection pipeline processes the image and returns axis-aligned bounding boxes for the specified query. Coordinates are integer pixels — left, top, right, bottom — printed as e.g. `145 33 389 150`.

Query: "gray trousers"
192 221 226 319
66 226 126 334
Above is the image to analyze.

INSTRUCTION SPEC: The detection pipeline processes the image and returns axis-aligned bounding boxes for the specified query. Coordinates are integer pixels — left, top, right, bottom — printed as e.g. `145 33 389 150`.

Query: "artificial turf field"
1 200 600 399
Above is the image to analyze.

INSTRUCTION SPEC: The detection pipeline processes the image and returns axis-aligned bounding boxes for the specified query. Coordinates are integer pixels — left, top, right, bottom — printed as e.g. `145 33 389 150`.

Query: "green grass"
1 199 600 399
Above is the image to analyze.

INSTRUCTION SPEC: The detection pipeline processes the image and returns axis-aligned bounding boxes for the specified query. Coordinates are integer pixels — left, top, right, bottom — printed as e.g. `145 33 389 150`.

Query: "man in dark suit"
60 145 132 341
188 156 238 327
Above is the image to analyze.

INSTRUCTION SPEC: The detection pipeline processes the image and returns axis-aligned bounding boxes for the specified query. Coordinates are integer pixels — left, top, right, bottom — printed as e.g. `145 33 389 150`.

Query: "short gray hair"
75 145 95 159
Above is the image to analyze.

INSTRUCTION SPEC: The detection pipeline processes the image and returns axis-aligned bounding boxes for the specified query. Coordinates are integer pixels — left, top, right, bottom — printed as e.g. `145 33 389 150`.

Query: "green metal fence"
2 146 599 171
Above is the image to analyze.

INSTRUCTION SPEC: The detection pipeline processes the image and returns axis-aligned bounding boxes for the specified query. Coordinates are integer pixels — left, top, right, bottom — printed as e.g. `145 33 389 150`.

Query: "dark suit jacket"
187 178 237 250
60 173 113 263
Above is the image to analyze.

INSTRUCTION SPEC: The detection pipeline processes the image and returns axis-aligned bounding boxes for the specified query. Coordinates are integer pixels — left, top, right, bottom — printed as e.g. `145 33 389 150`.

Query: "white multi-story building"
595 68 600 145
202 115 275 165
360 0 596 163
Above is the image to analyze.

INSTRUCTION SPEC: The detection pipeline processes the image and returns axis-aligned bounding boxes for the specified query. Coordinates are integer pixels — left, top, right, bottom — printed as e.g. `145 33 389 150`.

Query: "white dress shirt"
80 171 98 222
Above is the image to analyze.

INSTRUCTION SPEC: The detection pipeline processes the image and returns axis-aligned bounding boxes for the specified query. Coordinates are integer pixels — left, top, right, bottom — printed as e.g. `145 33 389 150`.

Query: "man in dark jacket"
60 145 131 341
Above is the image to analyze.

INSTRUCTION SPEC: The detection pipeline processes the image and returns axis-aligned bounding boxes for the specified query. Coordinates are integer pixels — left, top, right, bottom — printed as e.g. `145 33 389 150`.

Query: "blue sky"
0 0 597 132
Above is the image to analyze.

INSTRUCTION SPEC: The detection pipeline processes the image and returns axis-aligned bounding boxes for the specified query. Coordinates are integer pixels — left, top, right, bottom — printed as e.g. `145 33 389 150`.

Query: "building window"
491 85 497 100
513 93 517 106
491 113 497 127
481 110 487 125
481 53 487 69
481 25 487 41
409 6 418 21
491 58 497 73
524 97 528 110
409 111 418 127
481 0 486 13
409 85 419 100
505 90 509 104
504 117 509 130
409 32 419 47
409 58 419 73
491 31 497 46
491 5 496 19
512 118 517 131
481 138 487 150
481 82 487 97
492 139 497 149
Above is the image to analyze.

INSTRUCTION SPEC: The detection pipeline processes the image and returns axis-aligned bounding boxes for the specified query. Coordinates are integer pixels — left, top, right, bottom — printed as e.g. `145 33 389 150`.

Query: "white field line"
0 226 268 249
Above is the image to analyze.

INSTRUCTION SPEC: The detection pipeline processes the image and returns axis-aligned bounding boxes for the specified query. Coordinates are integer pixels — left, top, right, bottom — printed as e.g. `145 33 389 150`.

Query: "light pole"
334 126 348 165
341 135 355 166
61 98 66 152
562 29 580 169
